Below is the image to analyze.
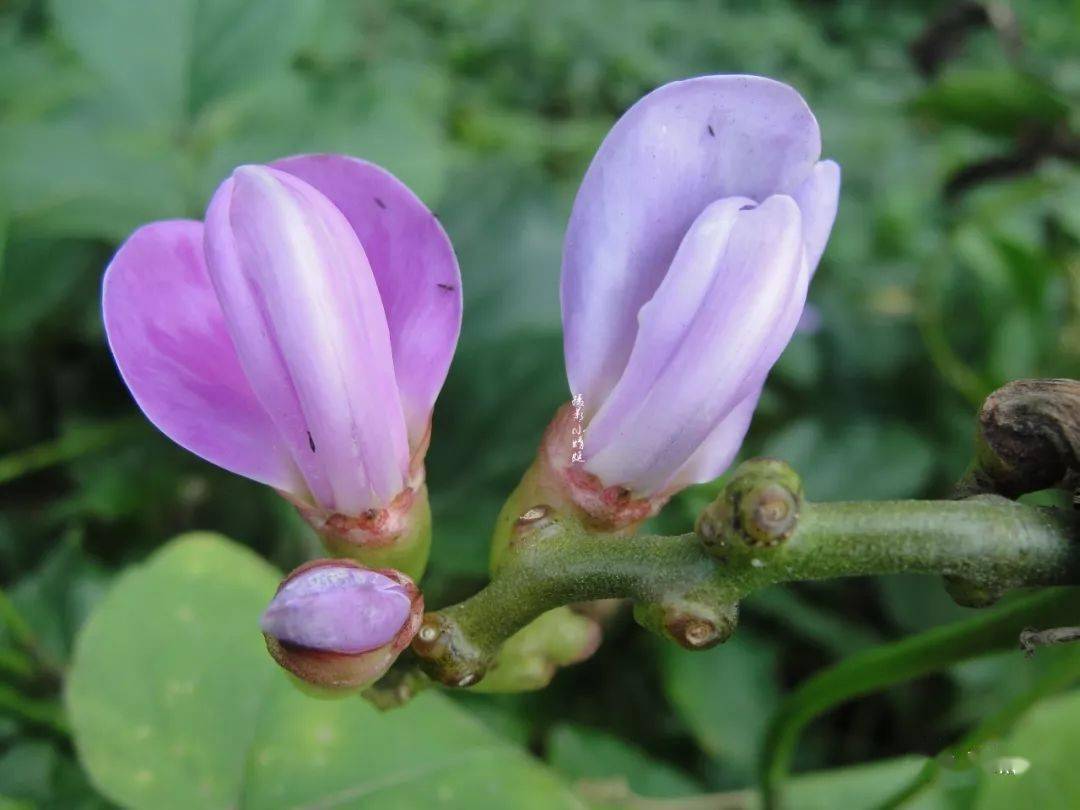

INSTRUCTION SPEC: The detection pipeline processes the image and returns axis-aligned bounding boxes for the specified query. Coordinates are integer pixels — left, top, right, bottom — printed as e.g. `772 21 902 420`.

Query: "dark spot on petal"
374 197 387 210
307 431 316 452
707 124 715 137
437 283 456 291
739 204 756 211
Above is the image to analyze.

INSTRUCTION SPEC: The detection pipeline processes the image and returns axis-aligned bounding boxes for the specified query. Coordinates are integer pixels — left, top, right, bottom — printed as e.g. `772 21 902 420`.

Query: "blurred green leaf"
0 124 186 239
5 533 109 666
49 0 318 126
761 419 937 501
0 740 109 809
659 635 779 780
778 755 948 810
973 687 1080 808
66 534 580 809
761 588 1080 805
879 643 1080 808
912 69 1069 138
0 238 100 341
547 722 702 798
879 574 972 634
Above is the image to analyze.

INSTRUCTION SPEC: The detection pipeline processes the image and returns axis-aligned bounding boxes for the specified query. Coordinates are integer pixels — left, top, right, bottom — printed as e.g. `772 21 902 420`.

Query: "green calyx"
311 485 433 580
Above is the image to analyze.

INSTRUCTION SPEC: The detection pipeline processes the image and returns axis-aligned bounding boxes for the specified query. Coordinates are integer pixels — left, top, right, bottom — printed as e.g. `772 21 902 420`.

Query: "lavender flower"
560 75 840 498
261 560 423 690
103 155 460 567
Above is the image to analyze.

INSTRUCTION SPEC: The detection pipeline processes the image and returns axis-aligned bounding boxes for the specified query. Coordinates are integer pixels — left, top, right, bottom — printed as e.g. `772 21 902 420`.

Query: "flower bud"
633 598 738 650
261 559 423 691
103 154 461 580
558 75 839 510
697 458 803 556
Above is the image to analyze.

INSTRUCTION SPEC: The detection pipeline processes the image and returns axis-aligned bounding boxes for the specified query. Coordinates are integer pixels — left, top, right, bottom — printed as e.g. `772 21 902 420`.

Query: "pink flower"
103 155 461 517
561 75 839 497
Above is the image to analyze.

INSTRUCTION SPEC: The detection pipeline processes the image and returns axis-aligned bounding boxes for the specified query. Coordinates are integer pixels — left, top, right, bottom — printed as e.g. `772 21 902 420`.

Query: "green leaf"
6 533 110 666
66 533 580 809
780 755 945 810
912 69 1069 139
48 0 317 126
876 643 1080 808
658 634 779 779
760 588 1080 806
546 722 702 798
0 740 109 809
0 123 186 239
760 418 937 501
974 688 1080 809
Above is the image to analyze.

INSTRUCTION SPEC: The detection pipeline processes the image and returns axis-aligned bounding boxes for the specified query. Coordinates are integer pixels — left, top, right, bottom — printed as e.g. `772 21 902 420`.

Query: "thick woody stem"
955 378 1080 500
412 477 1080 686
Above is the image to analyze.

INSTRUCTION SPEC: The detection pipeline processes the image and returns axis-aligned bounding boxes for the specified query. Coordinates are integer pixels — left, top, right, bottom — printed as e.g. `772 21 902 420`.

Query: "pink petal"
561 75 822 413
664 386 761 490
102 220 302 493
205 166 410 514
584 195 807 494
793 160 841 274
271 154 462 447
260 565 411 654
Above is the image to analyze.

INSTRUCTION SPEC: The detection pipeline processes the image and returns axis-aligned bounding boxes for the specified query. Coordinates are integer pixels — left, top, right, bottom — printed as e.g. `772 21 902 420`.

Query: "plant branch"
412 462 1080 686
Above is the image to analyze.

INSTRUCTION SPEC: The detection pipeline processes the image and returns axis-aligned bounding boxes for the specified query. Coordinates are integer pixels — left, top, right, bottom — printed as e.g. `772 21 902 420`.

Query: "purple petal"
792 160 840 274
204 166 410 514
584 195 807 494
271 154 462 447
102 220 302 493
260 565 411 654
562 75 822 413
664 386 761 490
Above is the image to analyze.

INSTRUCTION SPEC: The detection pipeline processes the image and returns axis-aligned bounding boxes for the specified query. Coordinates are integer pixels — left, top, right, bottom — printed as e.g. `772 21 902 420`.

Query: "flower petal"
584 195 807 494
102 220 301 493
271 154 462 446
562 75 822 412
663 386 761 491
260 564 411 654
793 159 840 273
205 166 410 514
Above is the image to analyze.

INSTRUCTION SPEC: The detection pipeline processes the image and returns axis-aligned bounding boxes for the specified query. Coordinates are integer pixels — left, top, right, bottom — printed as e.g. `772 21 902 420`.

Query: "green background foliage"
0 0 1079 806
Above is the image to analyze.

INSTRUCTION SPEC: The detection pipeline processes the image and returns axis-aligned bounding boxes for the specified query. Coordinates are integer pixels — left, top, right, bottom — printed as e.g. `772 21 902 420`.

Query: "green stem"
0 419 139 486
0 681 68 735
412 493 1080 686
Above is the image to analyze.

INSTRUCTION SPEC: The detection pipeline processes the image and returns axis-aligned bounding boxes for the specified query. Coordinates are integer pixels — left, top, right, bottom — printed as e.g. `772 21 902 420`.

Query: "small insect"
373 197 387 210
437 283 456 291
307 431 316 452
707 124 715 137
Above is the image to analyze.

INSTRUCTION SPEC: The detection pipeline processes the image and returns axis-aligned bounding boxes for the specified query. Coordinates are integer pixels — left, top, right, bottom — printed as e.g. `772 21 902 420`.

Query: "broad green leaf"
779 755 948 810
0 123 186 239
760 588 1080 806
912 69 1069 139
67 534 581 810
546 722 702 798
760 418 936 501
0 238 99 341
659 634 779 779
49 0 318 126
975 688 1080 809
878 574 972 634
877 644 1080 808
